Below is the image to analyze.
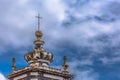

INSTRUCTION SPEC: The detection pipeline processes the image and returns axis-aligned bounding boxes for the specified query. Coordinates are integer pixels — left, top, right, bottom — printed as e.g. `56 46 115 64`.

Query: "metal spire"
36 13 42 30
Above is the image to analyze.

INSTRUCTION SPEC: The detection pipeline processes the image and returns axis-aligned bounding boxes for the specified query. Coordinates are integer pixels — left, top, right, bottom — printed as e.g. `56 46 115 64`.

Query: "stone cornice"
8 66 73 79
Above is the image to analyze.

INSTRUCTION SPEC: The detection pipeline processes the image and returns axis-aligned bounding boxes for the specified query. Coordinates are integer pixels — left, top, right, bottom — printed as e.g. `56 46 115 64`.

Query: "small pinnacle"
12 57 16 71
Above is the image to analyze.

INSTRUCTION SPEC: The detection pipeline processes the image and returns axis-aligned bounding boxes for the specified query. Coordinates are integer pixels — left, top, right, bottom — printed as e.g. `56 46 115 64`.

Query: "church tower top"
24 14 54 67
8 15 73 80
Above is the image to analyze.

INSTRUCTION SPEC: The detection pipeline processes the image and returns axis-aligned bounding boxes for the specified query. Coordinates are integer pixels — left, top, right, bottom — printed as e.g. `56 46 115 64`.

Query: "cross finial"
36 13 42 30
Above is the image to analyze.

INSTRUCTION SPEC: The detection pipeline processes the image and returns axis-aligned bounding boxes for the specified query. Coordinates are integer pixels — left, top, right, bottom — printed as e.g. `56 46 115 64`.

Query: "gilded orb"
35 30 43 38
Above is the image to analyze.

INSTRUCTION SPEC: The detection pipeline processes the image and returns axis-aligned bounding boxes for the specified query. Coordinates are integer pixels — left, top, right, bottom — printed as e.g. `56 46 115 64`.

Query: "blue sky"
0 0 120 80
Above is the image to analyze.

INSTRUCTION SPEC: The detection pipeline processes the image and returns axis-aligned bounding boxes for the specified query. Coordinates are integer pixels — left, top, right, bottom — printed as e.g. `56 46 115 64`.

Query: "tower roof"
24 14 54 67
8 15 73 80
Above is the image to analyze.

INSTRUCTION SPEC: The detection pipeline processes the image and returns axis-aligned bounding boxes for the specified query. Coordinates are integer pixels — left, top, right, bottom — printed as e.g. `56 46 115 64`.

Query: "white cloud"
100 56 120 65
69 60 99 80
0 73 7 80
0 0 120 79
0 0 119 51
42 0 67 21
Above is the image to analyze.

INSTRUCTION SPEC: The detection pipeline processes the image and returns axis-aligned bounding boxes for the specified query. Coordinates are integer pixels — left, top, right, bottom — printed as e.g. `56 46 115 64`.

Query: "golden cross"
36 13 42 30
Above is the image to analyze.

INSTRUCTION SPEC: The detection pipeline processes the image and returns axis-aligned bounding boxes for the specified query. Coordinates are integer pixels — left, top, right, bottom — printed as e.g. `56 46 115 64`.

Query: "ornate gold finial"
36 13 42 30
12 57 16 71
35 13 43 40
62 56 69 74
